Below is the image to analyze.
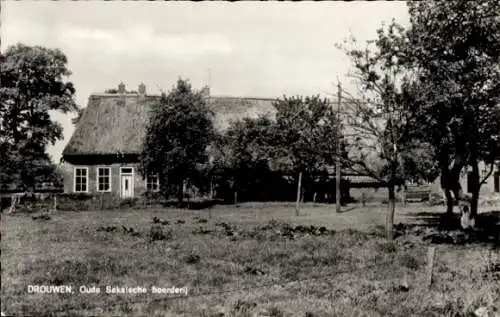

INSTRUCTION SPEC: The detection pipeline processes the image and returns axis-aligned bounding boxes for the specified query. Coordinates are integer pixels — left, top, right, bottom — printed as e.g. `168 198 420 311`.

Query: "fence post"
53 195 57 212
209 179 214 200
402 187 407 207
362 192 366 207
426 246 436 288
295 172 302 216
8 194 18 214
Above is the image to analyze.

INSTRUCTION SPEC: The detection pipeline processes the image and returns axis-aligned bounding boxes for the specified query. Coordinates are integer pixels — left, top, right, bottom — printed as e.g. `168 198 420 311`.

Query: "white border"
96 167 112 192
73 167 89 193
119 166 134 198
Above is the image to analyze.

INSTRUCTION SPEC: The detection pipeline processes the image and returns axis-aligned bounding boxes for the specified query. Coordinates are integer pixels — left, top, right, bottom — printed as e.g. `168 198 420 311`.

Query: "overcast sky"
1 1 410 162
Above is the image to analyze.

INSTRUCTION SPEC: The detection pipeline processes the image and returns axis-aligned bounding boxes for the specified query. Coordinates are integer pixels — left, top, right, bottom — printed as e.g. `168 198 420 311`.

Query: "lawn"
1 202 499 317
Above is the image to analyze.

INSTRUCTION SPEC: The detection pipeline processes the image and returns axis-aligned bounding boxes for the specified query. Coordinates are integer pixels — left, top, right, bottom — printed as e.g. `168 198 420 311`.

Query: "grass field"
1 202 499 317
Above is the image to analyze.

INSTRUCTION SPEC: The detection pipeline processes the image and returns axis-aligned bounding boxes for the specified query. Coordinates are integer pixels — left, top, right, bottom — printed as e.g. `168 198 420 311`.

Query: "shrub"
376 241 397 254
55 193 166 211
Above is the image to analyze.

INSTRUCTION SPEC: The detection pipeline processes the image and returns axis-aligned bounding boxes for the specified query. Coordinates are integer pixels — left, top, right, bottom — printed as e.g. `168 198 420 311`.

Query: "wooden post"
402 270 409 290
362 192 366 207
8 195 17 214
209 179 214 200
53 195 57 213
426 246 436 288
295 172 302 216
234 191 238 207
208 178 213 219
402 186 407 207
336 80 342 213
313 192 317 204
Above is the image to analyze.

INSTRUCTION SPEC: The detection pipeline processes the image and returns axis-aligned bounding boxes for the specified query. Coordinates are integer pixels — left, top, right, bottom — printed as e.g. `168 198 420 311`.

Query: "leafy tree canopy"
0 43 78 190
140 79 215 202
406 0 500 215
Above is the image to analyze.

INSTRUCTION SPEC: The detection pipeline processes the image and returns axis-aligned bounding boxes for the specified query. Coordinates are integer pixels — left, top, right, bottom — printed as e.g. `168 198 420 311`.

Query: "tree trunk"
177 180 184 204
470 161 480 218
440 173 454 215
439 153 466 215
386 183 396 241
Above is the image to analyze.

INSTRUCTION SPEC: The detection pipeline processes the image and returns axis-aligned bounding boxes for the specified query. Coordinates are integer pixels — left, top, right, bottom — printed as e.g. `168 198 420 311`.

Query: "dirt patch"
393 222 499 246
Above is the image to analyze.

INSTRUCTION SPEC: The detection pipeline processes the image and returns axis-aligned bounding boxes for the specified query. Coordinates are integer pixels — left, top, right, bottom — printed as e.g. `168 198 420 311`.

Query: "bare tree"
337 22 425 240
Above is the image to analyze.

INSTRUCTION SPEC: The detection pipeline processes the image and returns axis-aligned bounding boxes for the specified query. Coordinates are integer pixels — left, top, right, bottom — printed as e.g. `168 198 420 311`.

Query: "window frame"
74 167 89 193
146 173 160 192
96 167 112 192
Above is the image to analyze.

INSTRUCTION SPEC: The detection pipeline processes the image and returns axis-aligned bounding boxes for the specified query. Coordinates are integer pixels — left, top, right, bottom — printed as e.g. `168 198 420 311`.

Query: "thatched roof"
62 93 276 156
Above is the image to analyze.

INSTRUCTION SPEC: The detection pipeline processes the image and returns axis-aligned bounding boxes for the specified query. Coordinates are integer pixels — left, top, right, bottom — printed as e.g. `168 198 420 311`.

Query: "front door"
121 175 133 198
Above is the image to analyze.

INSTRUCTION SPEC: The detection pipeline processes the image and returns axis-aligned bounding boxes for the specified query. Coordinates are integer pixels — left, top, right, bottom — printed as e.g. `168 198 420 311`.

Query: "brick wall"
62 162 150 197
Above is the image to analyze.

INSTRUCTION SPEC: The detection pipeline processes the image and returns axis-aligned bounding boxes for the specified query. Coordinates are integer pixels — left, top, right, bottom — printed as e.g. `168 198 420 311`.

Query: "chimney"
138 82 146 96
201 85 210 99
118 82 126 94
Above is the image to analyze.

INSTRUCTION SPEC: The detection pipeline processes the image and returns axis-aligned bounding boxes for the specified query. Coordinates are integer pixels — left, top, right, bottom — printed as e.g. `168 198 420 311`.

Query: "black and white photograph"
1 1 499 316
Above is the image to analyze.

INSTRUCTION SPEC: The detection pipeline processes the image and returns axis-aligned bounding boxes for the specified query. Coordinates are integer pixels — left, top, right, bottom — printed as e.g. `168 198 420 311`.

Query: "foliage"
272 95 344 174
211 96 345 202
211 116 275 194
406 0 500 215
139 79 215 202
213 116 275 173
0 43 79 190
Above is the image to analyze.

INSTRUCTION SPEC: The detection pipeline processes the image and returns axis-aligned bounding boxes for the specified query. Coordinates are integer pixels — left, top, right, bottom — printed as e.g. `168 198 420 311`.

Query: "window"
147 174 160 192
97 167 111 192
121 167 133 174
74 168 88 192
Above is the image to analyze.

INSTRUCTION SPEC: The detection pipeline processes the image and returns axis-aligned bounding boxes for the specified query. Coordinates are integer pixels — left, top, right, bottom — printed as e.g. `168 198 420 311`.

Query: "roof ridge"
209 95 276 101
89 93 162 97
88 93 277 100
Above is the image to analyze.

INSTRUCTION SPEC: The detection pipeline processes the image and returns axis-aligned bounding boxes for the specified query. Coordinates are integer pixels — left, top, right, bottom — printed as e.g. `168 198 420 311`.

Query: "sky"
1 1 410 163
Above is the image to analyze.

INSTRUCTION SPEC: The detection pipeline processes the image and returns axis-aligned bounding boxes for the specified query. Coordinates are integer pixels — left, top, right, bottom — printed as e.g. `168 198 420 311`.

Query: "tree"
271 95 346 204
211 96 345 203
338 22 423 240
272 95 344 176
406 0 500 218
139 79 215 203
0 43 78 191
211 116 276 201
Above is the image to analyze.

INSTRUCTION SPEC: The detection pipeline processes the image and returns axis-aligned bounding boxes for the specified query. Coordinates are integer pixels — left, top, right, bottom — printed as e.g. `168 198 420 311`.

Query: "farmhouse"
60 82 499 202
60 83 277 198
